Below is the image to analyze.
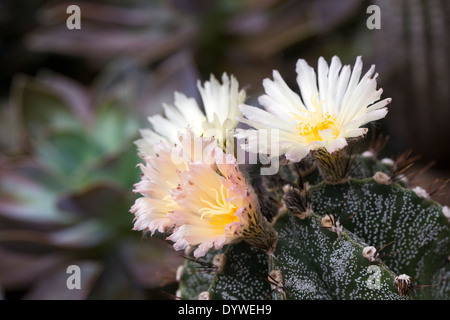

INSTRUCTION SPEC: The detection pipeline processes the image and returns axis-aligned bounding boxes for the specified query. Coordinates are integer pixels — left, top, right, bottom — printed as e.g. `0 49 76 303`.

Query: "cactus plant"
176 152 450 300
131 55 450 300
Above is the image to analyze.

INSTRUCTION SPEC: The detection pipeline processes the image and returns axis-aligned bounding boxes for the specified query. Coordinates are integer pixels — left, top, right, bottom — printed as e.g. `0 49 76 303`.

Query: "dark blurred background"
0 0 449 300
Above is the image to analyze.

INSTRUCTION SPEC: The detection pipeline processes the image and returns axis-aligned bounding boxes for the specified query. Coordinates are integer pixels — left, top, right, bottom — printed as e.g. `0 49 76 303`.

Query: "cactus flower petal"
131 129 276 258
237 56 391 162
136 73 246 155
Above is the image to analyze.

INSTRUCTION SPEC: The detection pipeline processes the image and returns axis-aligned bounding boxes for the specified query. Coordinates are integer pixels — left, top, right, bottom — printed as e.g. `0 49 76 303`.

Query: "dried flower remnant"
443 206 450 222
362 246 378 262
373 171 391 185
212 253 227 273
412 186 430 200
321 214 343 237
198 291 211 300
394 274 413 297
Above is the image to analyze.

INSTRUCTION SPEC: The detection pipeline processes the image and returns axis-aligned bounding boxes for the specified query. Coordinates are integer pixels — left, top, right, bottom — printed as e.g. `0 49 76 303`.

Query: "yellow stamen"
208 209 239 230
290 95 340 143
199 185 239 230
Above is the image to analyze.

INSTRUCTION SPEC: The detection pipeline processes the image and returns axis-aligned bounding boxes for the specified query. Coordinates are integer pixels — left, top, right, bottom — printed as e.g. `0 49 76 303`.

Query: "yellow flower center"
199 184 239 230
290 95 340 144
208 208 239 229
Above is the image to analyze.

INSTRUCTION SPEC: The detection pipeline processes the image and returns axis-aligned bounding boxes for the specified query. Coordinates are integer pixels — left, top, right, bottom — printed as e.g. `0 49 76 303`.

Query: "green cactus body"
177 154 450 300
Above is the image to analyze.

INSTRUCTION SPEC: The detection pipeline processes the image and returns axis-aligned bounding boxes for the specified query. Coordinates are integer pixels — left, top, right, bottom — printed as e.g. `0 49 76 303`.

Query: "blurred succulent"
0 54 204 299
